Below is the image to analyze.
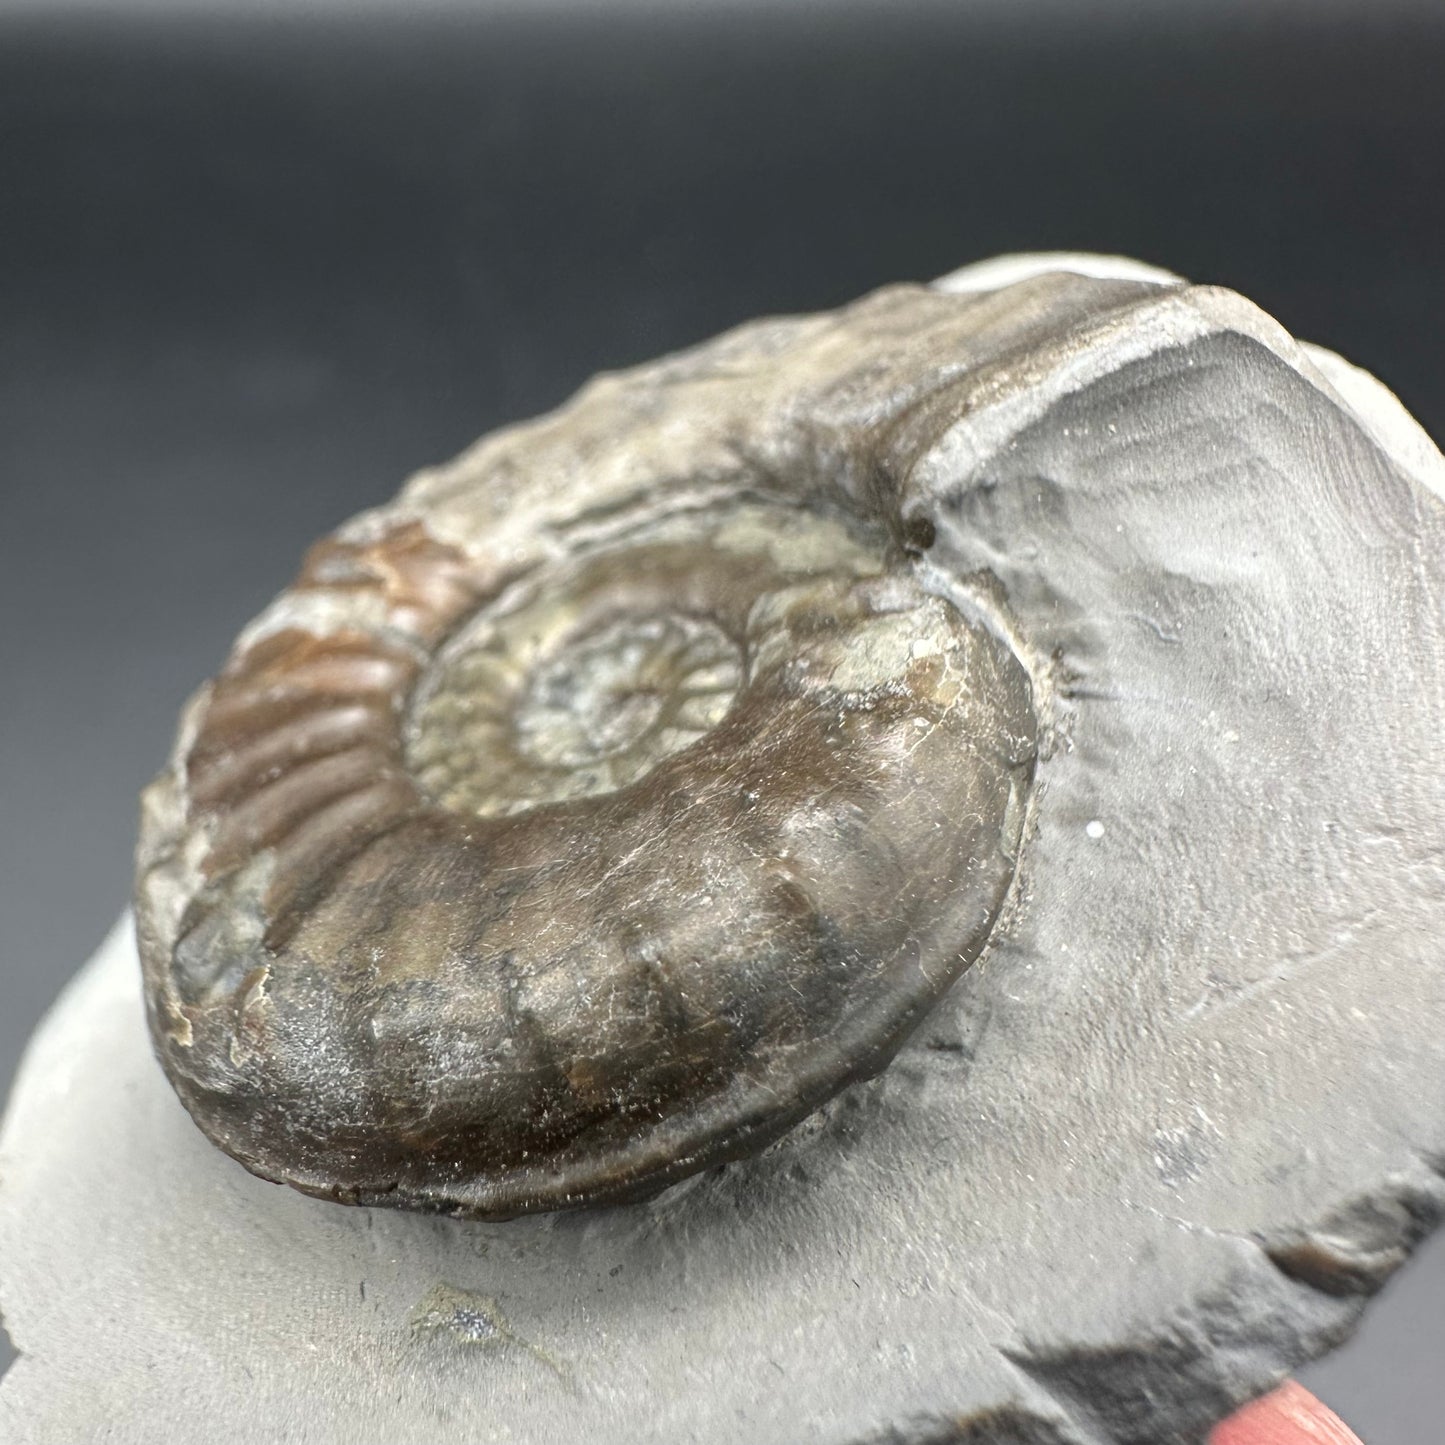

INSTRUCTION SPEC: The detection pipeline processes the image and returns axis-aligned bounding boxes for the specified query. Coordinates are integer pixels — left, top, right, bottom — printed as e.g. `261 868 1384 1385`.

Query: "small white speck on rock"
1086 820 1106 840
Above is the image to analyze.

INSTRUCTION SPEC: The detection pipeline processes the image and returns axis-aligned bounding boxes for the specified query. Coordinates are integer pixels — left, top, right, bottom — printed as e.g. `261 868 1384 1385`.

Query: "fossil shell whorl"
130 271 1215 1218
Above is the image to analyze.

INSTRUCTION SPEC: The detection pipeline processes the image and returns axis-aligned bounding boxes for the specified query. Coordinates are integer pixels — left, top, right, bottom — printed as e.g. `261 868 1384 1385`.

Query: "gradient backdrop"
1 2 1441 1434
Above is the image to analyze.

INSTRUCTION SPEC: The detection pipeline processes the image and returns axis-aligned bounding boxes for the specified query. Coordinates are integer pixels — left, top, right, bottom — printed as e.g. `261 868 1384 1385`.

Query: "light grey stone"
2 255 1443 1444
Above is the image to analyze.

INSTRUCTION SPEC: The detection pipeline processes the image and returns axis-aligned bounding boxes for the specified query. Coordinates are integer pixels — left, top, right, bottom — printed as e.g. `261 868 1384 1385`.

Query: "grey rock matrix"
2 255 1442 1444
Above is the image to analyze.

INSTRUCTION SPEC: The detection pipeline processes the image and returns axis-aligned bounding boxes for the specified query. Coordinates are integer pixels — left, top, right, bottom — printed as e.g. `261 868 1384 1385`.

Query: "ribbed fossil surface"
133 272 1077 1217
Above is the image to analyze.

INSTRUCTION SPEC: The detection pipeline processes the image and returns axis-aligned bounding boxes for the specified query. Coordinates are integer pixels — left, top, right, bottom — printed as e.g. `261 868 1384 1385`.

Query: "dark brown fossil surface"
127 273 1154 1217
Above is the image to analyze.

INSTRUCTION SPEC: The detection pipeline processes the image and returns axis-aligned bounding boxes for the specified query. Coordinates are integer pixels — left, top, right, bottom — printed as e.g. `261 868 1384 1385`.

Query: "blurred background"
2 1 1442 1433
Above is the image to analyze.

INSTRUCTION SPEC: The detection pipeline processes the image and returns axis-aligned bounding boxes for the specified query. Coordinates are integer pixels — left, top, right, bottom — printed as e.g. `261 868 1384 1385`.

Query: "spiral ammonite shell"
127 272 1125 1218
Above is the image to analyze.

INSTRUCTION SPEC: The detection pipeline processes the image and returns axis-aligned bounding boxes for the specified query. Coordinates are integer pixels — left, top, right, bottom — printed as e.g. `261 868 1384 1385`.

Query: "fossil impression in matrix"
137 252 1440 1222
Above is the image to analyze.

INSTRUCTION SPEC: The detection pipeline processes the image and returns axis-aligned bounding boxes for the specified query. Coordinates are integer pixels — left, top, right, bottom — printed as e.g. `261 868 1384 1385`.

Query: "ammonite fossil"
134 258 1216 1218
37 249 1436 1442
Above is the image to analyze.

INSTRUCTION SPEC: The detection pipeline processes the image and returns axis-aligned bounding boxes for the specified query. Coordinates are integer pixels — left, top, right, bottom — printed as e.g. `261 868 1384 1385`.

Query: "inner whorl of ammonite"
409 609 744 817
403 504 875 818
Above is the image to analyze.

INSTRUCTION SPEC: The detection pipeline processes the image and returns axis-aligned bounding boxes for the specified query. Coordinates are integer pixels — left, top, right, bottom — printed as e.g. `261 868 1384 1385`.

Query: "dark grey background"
1 2 1441 1435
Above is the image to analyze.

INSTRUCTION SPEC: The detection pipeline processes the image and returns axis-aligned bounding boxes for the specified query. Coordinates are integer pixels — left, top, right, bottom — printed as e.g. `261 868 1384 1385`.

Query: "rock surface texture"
3 255 1444 1444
